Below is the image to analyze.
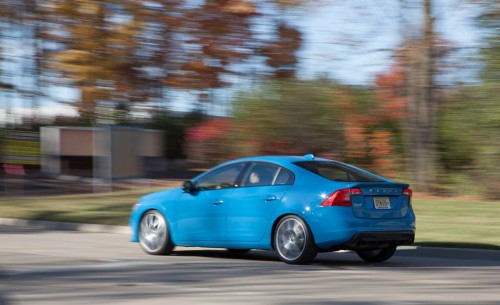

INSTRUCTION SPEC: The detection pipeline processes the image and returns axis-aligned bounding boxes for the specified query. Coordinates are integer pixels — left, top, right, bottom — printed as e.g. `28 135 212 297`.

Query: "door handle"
265 196 277 202
213 200 224 206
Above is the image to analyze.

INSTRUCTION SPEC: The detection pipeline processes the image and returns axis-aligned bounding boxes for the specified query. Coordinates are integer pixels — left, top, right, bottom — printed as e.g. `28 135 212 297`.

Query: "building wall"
60 129 95 156
41 127 164 178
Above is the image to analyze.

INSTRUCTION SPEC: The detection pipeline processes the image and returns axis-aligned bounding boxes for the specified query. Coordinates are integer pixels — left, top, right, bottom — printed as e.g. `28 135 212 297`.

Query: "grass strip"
0 188 165 226
412 198 500 250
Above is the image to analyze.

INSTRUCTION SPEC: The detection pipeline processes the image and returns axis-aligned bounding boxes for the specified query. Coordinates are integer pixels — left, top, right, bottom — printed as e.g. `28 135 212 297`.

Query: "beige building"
41 127 164 179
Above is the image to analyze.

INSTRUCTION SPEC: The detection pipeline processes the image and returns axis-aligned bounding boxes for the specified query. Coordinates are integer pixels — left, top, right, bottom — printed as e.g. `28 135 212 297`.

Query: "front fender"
129 188 182 242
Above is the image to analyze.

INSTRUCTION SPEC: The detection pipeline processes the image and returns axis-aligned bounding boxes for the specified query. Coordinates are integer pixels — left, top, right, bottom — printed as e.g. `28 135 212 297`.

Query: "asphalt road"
1 225 499 305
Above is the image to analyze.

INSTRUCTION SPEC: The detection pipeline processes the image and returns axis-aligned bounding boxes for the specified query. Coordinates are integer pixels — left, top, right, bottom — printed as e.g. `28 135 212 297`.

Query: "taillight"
403 188 412 206
321 188 363 207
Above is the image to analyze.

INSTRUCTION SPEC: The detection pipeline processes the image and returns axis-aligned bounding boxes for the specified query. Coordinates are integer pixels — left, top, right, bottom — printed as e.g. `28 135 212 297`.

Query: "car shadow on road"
170 247 500 269
171 249 381 267
171 249 280 262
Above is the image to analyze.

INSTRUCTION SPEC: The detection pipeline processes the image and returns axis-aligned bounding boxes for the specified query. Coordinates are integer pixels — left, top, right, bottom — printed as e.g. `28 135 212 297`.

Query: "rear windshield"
293 161 384 182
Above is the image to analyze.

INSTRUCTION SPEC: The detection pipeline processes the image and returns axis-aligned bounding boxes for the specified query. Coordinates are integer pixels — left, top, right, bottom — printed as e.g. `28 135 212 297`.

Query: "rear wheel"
356 245 397 263
274 216 317 264
139 210 174 255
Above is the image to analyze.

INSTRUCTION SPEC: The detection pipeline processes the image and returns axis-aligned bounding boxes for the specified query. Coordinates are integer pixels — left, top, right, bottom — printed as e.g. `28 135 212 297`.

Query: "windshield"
293 161 384 182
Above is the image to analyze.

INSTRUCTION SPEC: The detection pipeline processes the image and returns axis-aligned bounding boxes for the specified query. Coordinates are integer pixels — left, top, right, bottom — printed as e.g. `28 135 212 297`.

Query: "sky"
293 0 484 84
0 0 486 122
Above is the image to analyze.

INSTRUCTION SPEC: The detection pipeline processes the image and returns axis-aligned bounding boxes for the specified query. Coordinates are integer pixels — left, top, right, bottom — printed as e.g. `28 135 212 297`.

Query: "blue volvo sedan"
130 154 415 264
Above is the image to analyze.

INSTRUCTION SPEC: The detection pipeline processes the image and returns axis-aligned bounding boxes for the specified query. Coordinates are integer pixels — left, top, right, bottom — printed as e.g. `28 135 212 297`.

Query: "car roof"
221 155 332 167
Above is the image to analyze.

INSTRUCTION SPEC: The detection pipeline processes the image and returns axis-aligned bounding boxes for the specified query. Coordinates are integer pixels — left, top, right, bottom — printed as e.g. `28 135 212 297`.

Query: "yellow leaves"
76 0 101 15
272 0 308 9
50 50 95 74
222 0 257 16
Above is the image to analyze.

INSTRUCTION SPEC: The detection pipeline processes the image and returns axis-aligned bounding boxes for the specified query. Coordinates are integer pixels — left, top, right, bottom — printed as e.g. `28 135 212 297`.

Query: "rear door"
227 162 294 242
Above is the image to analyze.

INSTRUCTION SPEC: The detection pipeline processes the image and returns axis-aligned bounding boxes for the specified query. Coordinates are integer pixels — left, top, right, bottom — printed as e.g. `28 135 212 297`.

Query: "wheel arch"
270 213 316 250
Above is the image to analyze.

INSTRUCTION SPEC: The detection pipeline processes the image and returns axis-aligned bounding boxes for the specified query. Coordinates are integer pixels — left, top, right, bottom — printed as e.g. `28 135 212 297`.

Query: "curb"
0 218 130 235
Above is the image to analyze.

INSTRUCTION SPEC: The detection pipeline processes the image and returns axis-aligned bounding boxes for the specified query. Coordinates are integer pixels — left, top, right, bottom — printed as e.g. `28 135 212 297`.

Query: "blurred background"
0 0 499 198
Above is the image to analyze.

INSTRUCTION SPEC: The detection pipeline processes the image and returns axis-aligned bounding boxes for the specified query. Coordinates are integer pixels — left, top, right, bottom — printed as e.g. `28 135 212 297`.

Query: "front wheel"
139 210 174 255
356 245 397 263
273 215 317 264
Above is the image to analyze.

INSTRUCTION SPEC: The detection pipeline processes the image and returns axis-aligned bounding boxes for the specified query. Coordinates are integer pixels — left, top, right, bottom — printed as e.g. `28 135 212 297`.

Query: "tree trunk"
407 0 438 191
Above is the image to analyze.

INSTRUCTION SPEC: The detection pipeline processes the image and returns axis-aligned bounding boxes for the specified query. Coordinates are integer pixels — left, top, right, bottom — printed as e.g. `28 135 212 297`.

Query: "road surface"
0 225 499 305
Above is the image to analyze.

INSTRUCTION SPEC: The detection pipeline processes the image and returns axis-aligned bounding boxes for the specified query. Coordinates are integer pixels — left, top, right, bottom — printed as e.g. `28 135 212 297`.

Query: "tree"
402 0 440 191
469 0 500 198
185 77 406 178
260 23 302 78
45 0 163 123
231 79 347 157
164 0 257 93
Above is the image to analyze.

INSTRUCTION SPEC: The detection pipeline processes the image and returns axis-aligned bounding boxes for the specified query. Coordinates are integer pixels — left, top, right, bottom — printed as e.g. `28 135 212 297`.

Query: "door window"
196 163 246 190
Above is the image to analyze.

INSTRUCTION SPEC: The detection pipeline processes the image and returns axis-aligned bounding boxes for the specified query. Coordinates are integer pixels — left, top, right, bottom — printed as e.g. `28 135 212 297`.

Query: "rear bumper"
346 230 415 250
320 230 415 251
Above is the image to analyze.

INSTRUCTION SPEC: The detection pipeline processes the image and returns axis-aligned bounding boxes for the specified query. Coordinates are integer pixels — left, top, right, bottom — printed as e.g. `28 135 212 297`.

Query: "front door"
175 162 247 242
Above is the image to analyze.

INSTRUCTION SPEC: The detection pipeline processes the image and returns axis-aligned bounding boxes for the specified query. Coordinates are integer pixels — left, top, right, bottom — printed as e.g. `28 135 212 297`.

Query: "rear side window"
274 168 294 185
241 162 295 187
294 161 384 182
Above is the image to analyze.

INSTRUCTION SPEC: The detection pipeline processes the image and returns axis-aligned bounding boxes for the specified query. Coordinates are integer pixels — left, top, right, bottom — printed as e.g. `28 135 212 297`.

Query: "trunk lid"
351 182 410 219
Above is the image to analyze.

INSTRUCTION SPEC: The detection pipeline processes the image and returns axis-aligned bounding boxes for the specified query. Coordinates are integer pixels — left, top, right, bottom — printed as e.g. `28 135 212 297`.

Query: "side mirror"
182 180 196 193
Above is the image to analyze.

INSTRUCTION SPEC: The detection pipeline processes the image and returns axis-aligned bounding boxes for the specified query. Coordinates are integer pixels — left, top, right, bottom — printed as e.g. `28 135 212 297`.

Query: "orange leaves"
160 0 259 96
328 75 403 176
182 61 212 73
344 119 367 159
185 119 234 165
374 64 408 121
260 23 302 78
186 119 231 142
368 131 398 177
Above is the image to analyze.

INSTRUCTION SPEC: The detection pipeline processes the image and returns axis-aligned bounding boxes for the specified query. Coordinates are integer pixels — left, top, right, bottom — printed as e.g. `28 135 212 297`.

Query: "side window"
242 163 280 187
196 163 245 190
274 168 294 185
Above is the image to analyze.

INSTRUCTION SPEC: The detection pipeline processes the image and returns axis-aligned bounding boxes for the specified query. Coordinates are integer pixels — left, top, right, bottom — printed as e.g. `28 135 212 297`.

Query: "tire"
227 249 251 254
273 215 317 264
356 245 397 263
139 210 174 255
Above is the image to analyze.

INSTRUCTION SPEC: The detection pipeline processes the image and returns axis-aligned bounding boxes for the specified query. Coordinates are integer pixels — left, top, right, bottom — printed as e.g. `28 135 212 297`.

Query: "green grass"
0 188 164 226
412 198 500 250
1 191 499 249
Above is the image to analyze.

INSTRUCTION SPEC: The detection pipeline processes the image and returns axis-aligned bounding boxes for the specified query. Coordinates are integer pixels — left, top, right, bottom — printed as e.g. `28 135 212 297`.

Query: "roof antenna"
303 154 315 160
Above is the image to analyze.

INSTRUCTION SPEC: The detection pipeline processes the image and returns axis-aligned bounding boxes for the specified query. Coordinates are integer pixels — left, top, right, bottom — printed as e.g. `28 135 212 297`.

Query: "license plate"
373 197 391 209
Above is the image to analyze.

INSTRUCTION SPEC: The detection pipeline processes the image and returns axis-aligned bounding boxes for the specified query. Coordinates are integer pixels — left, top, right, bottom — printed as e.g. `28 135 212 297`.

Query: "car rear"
292 160 416 251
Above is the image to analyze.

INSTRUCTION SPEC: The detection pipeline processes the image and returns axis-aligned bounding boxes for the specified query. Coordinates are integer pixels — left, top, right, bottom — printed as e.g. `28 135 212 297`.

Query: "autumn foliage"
186 71 409 179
